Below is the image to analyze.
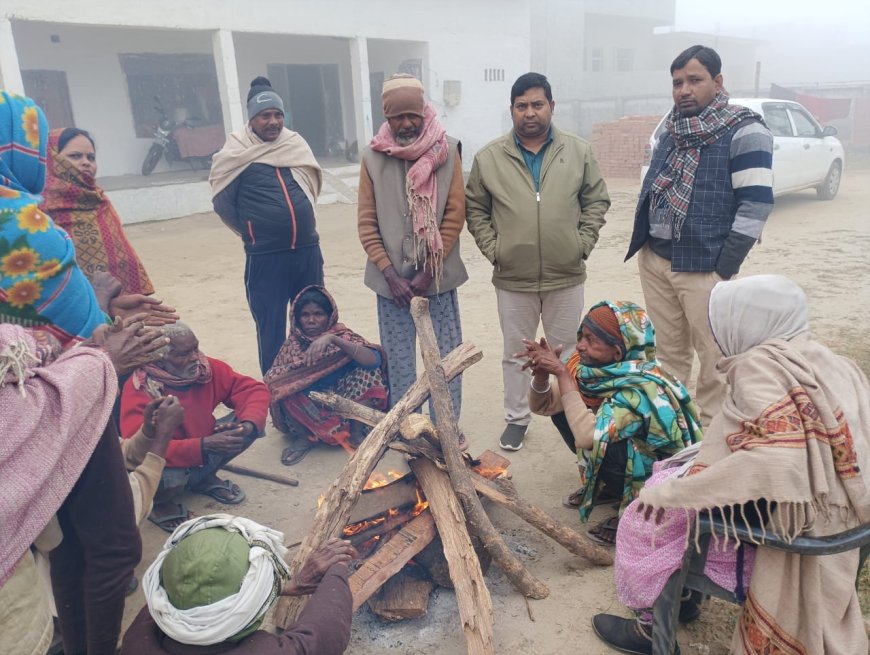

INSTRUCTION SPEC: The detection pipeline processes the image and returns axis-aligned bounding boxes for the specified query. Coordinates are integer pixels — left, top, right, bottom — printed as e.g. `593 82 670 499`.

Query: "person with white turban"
121 514 356 654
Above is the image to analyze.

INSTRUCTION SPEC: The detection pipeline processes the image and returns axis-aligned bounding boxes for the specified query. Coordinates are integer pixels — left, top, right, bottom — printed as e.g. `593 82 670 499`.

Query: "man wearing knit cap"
466 72 611 451
358 74 467 419
211 76 324 375
520 300 701 544
121 515 356 654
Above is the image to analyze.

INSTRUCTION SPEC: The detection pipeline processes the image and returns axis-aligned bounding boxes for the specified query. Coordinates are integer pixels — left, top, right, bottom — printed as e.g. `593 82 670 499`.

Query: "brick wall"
590 115 662 178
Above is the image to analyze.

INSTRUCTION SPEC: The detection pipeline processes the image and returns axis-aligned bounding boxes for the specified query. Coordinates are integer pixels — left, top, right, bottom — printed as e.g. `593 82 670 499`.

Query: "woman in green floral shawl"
525 300 702 542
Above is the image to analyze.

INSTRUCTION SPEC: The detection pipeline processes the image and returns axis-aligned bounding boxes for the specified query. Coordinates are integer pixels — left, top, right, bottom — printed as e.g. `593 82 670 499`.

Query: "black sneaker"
591 614 681 655
499 423 527 451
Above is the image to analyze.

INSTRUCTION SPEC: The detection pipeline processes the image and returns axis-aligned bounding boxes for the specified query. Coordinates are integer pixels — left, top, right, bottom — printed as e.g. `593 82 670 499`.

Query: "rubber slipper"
147 503 191 533
586 515 619 546
194 479 246 505
282 443 312 466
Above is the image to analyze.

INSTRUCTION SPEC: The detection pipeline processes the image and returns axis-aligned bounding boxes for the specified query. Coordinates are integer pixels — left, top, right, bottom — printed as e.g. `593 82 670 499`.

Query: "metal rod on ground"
221 463 299 487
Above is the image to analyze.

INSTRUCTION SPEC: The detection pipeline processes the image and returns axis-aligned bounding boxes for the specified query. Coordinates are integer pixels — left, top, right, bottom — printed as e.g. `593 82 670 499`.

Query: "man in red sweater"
121 322 270 531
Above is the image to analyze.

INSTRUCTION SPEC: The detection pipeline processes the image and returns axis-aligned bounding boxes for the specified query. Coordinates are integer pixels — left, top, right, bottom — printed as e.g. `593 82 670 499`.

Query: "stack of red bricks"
590 115 662 179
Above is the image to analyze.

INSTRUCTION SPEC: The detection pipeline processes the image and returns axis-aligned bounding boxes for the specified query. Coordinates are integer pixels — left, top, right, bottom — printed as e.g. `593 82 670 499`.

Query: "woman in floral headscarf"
40 127 154 295
522 300 702 544
0 92 107 343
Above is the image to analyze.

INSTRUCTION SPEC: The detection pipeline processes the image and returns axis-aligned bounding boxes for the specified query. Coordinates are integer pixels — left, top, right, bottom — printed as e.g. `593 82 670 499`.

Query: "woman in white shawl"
593 275 870 655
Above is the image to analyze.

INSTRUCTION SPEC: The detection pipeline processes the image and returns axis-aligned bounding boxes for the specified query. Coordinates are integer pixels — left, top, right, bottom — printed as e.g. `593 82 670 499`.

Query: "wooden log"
309 392 435 442
410 297 549 600
367 573 434 621
470 473 614 566
348 511 437 611
416 534 493 590
220 463 299 487
410 456 495 655
347 509 419 548
273 341 482 628
348 474 419 524
471 450 512 480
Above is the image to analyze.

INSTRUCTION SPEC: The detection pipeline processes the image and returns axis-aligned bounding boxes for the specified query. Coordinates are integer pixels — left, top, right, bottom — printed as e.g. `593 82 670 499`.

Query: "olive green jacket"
465 127 610 292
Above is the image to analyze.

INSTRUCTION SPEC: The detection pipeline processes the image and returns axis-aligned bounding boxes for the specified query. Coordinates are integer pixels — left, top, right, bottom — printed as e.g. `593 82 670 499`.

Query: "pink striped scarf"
370 104 449 285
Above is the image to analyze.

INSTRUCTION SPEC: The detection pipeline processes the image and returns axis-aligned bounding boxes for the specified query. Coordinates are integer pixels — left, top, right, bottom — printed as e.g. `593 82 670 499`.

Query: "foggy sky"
675 0 870 84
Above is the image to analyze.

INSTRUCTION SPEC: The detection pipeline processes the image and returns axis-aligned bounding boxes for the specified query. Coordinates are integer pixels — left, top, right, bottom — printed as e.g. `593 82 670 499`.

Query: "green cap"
160 527 251 610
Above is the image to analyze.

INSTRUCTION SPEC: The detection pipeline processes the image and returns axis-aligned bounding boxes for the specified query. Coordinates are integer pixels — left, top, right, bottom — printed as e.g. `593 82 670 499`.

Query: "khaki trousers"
638 245 725 425
496 283 584 426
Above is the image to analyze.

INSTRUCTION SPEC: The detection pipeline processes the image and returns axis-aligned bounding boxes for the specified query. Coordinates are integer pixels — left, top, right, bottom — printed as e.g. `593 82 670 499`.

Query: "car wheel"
817 161 842 200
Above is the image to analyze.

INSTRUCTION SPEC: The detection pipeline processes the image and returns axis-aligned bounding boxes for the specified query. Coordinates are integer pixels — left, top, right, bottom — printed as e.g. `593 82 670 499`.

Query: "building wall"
5 0 531 175
12 20 216 177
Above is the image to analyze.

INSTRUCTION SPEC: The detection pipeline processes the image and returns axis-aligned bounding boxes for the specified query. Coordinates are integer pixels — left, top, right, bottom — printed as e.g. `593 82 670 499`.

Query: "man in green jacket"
466 72 610 451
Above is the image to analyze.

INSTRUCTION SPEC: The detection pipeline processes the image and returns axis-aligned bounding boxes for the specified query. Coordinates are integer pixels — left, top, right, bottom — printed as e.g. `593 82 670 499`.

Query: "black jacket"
213 163 318 255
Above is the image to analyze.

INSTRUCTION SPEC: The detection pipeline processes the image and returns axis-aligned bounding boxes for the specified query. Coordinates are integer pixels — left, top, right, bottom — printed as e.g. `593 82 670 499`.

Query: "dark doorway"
22 70 75 129
268 63 343 156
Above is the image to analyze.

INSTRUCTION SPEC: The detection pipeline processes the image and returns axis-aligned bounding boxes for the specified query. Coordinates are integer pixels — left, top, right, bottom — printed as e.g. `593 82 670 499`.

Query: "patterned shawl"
264 285 382 432
568 300 702 521
652 90 760 240
0 323 116 585
369 104 449 284
131 351 213 399
40 128 154 294
0 92 108 344
640 276 870 655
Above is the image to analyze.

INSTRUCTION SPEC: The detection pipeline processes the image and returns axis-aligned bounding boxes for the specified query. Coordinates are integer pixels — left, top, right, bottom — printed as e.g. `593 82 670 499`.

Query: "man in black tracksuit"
211 77 323 375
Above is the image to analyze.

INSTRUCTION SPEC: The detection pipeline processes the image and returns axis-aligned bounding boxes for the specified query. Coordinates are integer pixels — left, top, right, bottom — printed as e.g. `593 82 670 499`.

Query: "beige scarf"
209 125 322 208
640 334 870 654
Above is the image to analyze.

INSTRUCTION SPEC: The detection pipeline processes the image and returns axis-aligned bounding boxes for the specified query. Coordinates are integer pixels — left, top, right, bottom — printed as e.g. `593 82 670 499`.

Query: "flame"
473 464 510 480
411 487 429 516
363 469 406 490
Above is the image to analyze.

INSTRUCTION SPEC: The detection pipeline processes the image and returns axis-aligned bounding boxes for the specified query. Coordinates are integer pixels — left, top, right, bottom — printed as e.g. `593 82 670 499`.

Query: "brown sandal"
586 515 620 546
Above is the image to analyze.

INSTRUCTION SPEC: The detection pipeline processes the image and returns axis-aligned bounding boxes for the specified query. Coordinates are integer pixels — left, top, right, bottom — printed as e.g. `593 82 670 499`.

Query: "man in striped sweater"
625 45 774 427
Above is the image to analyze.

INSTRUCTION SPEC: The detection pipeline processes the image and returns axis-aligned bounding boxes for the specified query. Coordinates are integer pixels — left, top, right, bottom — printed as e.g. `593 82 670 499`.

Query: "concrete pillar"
0 19 25 95
349 36 373 146
212 29 245 133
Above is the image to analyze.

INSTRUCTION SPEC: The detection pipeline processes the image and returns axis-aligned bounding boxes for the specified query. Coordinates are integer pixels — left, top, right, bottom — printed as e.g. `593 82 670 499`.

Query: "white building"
0 0 531 222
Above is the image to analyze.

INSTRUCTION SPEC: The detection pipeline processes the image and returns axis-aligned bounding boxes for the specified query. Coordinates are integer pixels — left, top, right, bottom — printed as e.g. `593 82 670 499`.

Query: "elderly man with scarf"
121 515 356 654
120 322 270 531
357 74 467 418
625 45 774 427
521 301 702 545
211 77 323 375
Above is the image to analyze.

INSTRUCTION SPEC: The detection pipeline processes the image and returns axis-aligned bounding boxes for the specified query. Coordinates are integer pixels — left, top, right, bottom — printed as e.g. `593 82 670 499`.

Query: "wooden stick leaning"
410 297 549 600
311 392 612 565
409 457 495 655
273 341 483 628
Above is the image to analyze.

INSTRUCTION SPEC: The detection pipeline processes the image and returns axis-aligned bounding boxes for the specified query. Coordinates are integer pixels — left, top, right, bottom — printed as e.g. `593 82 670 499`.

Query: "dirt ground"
121 166 870 654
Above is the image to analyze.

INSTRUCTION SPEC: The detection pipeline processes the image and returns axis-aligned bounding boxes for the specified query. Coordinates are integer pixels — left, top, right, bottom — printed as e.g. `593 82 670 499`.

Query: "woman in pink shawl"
593 275 870 655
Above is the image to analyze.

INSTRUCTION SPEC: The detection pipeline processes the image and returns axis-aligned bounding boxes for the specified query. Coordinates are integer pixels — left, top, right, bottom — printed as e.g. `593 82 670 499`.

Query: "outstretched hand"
108 293 179 326
282 537 358 596
90 312 169 375
516 336 565 376
636 502 666 525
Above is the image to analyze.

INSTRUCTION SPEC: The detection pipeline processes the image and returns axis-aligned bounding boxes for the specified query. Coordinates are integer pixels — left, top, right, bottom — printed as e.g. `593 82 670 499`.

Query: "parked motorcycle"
140 97 217 176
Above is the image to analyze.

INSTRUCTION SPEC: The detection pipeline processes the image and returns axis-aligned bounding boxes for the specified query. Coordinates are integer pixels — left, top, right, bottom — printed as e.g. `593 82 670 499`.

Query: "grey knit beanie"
246 76 284 119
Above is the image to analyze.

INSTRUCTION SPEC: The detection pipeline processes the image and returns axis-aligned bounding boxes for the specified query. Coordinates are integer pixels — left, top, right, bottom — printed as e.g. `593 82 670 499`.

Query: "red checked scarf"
131 352 213 398
369 104 449 285
652 91 759 240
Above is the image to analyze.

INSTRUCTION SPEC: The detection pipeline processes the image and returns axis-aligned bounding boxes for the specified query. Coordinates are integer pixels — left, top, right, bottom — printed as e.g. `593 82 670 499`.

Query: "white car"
641 98 845 200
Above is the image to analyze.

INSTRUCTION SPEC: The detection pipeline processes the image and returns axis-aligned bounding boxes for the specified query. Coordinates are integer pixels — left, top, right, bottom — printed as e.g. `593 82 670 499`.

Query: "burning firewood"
273 341 482 628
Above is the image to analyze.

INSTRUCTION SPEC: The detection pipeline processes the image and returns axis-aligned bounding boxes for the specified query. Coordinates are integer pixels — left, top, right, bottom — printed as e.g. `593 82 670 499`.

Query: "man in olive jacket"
466 72 610 451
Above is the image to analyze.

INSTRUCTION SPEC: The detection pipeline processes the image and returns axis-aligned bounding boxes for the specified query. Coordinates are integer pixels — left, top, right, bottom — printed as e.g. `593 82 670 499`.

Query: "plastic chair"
651 514 870 655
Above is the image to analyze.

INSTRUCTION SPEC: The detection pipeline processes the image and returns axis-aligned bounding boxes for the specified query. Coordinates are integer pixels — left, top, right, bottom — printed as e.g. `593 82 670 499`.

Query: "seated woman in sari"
522 300 702 545
265 286 389 465
593 275 870 655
